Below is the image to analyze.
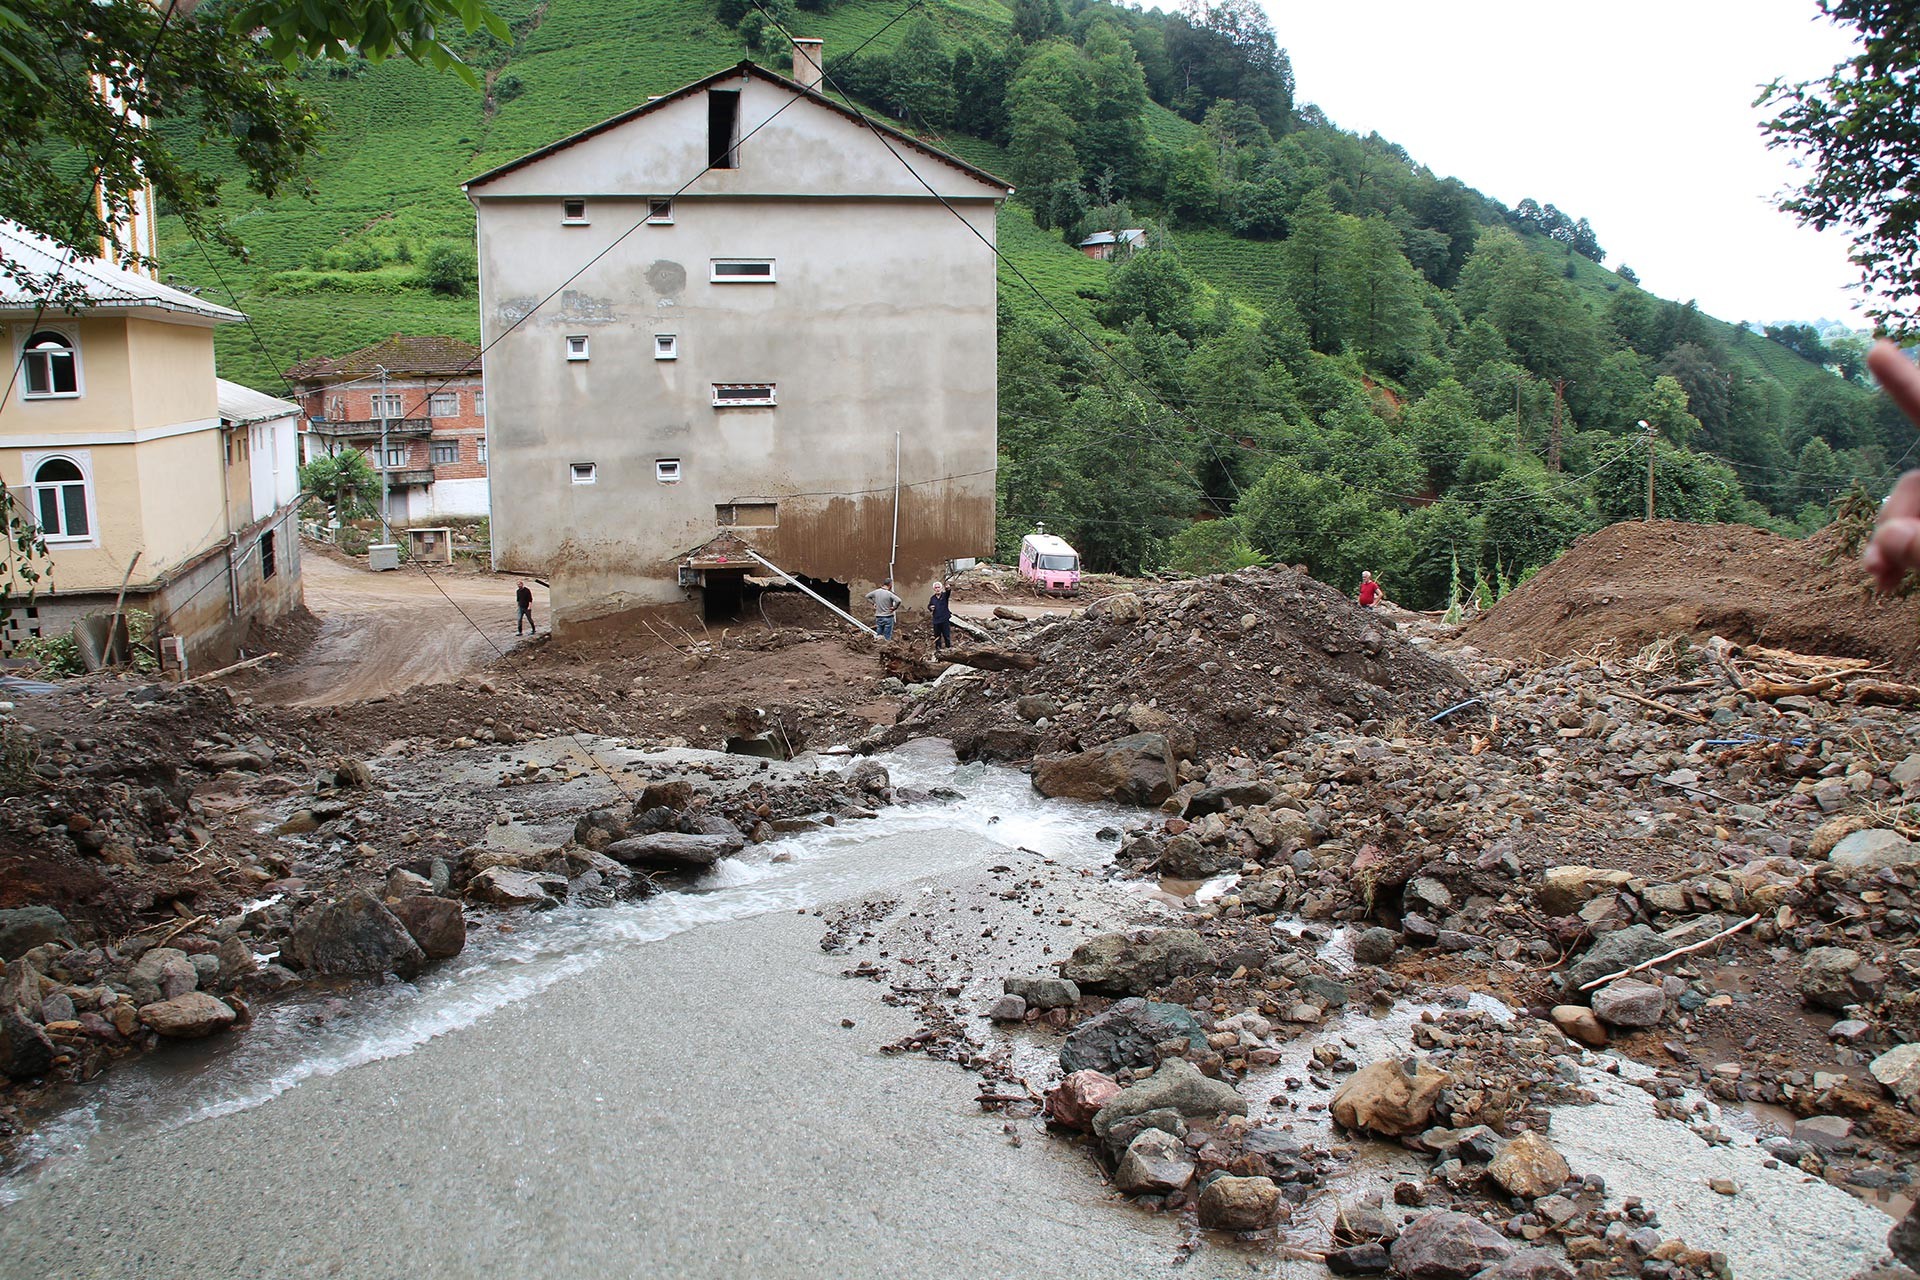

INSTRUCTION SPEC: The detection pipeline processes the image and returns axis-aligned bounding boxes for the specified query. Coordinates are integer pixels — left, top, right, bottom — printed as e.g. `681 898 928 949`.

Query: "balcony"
307 417 432 440
379 469 435 488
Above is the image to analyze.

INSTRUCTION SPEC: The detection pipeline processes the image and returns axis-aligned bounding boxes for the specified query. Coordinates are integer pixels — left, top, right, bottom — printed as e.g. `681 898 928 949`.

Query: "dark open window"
708 89 740 169
260 529 277 580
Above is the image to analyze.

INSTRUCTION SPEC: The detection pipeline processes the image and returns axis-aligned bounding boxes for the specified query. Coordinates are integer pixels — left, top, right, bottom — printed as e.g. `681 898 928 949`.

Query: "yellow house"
0 218 304 671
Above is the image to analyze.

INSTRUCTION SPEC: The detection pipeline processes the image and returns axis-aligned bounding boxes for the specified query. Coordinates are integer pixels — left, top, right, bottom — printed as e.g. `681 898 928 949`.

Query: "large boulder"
1091 1059 1247 1140
466 866 566 908
129 946 198 1003
0 1007 54 1079
1564 924 1664 993
1590 978 1667 1028
1871 1043 1920 1107
1829 829 1920 871
139 992 238 1039
1801 947 1868 1012
1197 1175 1284 1230
1058 928 1208 995
1003 975 1079 1010
0 906 67 960
390 896 466 961
1032 733 1176 806
1060 997 1208 1074
1390 1211 1515 1280
602 831 744 871
1536 867 1633 917
1891 1199 1920 1271
1471 1251 1575 1280
1184 780 1276 817
1330 1057 1449 1136
1044 1070 1121 1131
1089 591 1144 623
1115 1128 1195 1196
1485 1132 1571 1199
284 891 427 978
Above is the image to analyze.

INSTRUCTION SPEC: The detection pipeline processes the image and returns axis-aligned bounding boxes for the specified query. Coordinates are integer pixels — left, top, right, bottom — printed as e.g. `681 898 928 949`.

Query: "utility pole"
1640 418 1656 521
1548 378 1567 472
377 365 391 543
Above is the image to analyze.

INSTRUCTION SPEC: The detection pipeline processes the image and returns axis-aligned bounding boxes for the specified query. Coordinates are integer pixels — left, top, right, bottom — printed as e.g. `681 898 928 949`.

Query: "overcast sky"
1244 0 1866 327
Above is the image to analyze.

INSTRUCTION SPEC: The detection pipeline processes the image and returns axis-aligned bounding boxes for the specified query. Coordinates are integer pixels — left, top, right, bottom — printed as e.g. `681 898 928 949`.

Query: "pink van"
1018 529 1081 595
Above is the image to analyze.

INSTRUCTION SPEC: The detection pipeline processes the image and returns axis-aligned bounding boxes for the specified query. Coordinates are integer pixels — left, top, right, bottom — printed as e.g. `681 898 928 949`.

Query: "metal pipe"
888 429 900 588
378 365 392 542
735 546 877 637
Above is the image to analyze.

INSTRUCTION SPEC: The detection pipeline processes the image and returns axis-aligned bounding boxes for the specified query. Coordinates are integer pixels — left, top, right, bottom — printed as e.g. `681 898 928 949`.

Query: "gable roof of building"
1077 229 1147 248
464 60 1011 195
217 378 299 427
285 333 482 382
0 219 243 323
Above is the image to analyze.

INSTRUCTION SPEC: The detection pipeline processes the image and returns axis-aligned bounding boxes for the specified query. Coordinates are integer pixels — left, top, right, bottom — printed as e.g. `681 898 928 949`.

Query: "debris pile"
1469 520 1920 677
889 565 1473 769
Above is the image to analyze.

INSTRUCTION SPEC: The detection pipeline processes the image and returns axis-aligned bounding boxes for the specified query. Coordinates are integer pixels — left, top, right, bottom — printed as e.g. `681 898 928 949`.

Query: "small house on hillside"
464 47 1010 628
0 218 303 670
287 334 489 522
1077 229 1146 261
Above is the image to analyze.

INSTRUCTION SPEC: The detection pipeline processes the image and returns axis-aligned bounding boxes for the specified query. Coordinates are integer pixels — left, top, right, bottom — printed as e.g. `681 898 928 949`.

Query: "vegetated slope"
1467 519 1920 676
158 0 1032 388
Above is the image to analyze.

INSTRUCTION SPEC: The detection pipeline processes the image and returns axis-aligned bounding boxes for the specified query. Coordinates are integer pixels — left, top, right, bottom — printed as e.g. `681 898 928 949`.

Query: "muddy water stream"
0 740 1899 1278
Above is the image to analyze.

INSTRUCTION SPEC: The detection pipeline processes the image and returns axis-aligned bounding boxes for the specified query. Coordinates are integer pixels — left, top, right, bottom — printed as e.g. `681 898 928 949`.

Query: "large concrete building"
464 52 1009 627
0 219 303 671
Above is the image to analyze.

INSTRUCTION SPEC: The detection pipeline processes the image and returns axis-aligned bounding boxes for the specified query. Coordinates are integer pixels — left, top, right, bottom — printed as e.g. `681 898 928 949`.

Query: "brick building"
287 334 489 522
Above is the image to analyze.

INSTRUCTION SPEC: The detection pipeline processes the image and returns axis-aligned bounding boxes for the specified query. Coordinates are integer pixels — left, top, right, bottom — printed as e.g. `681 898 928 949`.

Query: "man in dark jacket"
515 580 536 636
929 581 954 651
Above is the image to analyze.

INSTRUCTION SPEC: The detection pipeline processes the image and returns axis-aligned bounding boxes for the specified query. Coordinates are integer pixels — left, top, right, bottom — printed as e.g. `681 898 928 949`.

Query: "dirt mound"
1469 520 1920 675
895 565 1473 761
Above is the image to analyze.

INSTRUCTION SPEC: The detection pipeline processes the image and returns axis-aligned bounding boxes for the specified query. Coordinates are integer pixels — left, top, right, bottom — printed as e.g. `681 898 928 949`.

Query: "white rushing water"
1 739 1122 1202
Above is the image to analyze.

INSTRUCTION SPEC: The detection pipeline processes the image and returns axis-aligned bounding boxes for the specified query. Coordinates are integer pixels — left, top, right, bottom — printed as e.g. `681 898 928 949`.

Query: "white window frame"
647 198 675 225
654 334 678 361
570 462 597 485
383 445 408 468
477 437 488 464
656 458 681 484
712 383 776 407
430 439 459 465
475 390 485 417
370 391 405 419
429 392 459 418
710 259 775 284
566 335 590 362
562 199 589 225
17 326 82 400
23 449 97 546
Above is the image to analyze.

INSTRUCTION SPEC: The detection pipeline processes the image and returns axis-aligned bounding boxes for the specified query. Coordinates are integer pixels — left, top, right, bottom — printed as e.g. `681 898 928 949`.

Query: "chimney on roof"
792 37 823 92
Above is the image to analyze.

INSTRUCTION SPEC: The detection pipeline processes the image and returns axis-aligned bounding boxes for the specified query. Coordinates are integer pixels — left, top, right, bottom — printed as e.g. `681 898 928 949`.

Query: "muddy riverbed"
0 742 1899 1278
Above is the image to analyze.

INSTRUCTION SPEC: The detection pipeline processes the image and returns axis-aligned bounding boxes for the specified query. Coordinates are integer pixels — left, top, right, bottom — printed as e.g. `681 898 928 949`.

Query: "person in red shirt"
1358 571 1380 607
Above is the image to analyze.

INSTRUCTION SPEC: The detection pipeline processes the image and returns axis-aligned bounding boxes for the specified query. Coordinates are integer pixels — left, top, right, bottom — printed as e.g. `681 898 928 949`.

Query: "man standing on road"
515 579 537 636
865 578 902 640
929 581 954 652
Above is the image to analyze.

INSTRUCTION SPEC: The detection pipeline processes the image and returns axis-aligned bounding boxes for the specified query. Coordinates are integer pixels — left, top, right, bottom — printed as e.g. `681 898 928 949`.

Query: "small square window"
647 198 674 225
563 199 588 224
712 383 776 407
656 458 681 484
711 259 775 283
429 393 459 417
566 335 590 361
655 334 678 360
431 440 459 464
571 462 597 485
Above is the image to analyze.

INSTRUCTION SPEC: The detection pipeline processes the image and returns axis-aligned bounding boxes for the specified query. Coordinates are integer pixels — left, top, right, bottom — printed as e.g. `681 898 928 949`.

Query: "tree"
886 16 955 127
1080 23 1151 193
1761 1 1920 332
1162 518 1261 575
300 448 380 525
1346 215 1430 375
1005 40 1091 226
1639 375 1703 448
0 0 507 278
1591 441 1740 525
1237 459 1408 592
1012 0 1064 44
422 242 476 296
1281 188 1351 353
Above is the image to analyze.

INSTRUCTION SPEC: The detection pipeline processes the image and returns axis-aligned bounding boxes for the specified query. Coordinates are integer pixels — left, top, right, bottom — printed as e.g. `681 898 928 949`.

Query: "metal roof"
465 60 1012 195
1077 229 1146 247
217 378 299 426
1022 532 1078 556
0 218 243 323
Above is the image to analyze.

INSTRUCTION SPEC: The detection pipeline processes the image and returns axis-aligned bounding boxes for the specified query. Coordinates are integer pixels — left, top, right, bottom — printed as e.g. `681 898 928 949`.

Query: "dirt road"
254 552 545 707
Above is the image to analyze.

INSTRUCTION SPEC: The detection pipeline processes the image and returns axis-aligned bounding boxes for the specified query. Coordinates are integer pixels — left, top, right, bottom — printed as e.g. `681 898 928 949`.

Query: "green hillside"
131 0 1893 598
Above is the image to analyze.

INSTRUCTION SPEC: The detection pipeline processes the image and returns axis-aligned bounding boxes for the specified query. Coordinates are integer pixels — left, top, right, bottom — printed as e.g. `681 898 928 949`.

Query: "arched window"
21 331 78 398
31 456 90 539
